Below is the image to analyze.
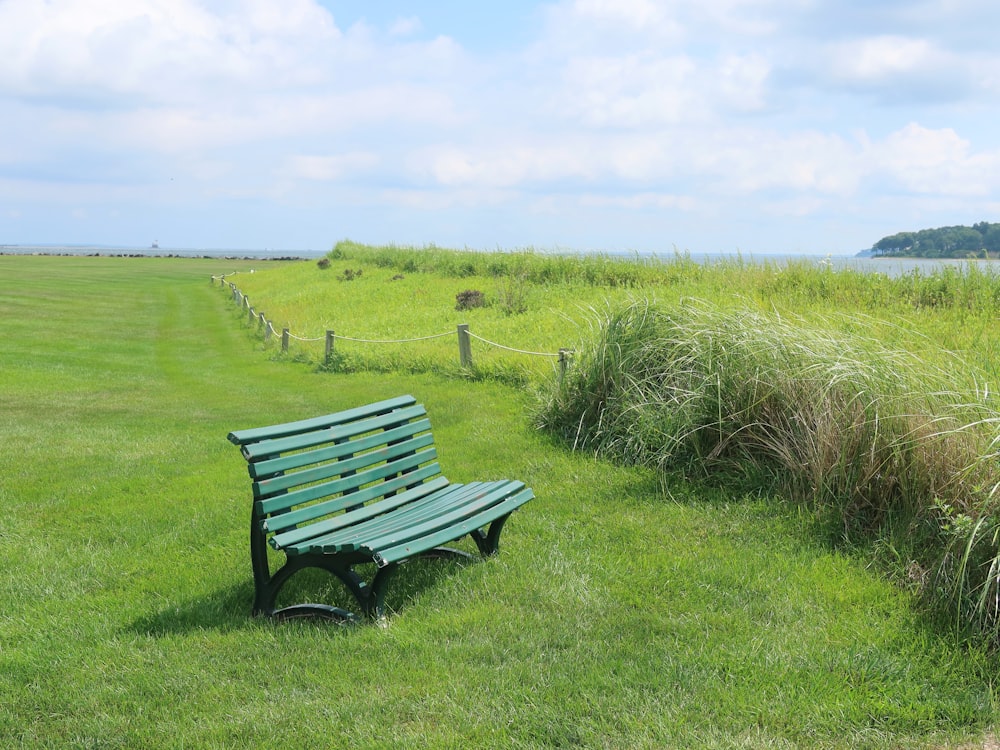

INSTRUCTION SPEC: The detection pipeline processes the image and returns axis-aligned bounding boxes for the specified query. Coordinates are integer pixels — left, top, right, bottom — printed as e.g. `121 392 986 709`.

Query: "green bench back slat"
238 404 427 461
256 448 439 516
262 462 445 536
231 398 442 522
252 432 436 498
248 418 432 480
227 395 417 447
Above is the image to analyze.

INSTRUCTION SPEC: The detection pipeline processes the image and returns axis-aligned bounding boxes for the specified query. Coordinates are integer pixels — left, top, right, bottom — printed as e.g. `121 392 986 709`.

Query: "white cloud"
389 16 423 37
418 141 597 188
579 192 698 211
717 53 772 113
0 0 342 104
569 0 674 30
557 54 702 128
875 123 1000 196
286 153 380 181
834 35 940 80
815 33 973 102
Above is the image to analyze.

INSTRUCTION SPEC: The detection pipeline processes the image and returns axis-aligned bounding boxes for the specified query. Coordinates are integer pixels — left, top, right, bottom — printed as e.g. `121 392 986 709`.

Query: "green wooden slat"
373 488 533 565
253 432 435 498
271 475 452 550
262 462 442 535
256 448 437 516
314 481 525 554
227 394 416 446
241 404 427 460
358 481 526 552
249 418 431 480
286 482 486 554
312 482 493 552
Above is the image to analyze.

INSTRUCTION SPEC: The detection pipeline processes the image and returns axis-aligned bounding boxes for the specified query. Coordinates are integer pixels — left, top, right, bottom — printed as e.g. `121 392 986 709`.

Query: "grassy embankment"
236 241 1000 643
2 251 999 747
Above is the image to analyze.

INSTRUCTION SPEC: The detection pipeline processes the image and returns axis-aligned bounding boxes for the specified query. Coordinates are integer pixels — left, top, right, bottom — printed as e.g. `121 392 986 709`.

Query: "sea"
1 243 993 279
0 243 326 261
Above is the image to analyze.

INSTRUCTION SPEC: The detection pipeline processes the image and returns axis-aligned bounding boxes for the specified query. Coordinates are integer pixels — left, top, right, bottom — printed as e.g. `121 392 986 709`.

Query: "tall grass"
330 239 1000 314
536 299 1000 641
329 238 707 288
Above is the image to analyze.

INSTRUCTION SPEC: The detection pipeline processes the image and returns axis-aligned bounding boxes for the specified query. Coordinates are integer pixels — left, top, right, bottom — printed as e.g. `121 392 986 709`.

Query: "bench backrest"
227 395 446 540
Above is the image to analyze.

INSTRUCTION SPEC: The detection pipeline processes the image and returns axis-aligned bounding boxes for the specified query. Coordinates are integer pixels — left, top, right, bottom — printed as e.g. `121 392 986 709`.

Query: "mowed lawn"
0 254 996 749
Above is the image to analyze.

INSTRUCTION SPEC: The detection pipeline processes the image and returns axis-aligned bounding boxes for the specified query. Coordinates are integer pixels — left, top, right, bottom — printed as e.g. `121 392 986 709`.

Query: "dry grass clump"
536 300 1000 641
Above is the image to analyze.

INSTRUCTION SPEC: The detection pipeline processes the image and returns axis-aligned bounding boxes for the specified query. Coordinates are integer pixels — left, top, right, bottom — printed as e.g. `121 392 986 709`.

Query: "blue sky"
2 0 999 255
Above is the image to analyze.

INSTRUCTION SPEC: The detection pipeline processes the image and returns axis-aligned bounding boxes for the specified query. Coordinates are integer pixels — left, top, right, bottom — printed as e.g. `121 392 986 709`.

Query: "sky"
2 0 1000 255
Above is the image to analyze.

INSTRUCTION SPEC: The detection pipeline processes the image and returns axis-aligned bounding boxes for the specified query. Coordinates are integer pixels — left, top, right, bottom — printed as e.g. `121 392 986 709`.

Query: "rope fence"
334 330 456 345
466 331 563 358
214 275 574 378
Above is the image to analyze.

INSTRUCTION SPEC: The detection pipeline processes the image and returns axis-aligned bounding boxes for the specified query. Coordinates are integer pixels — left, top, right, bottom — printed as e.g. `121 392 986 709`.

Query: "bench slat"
285 482 488 554
357 481 527 553
261 462 442 535
269 475 452 550
373 488 534 565
311 480 526 555
248 418 432 480
252 432 435 498
227 394 417 446
256 447 438 515
239 404 427 460
314 482 495 551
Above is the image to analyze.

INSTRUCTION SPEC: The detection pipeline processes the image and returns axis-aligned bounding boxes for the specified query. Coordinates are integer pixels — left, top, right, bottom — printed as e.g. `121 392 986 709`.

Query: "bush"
535 299 1000 642
455 289 486 311
496 272 528 315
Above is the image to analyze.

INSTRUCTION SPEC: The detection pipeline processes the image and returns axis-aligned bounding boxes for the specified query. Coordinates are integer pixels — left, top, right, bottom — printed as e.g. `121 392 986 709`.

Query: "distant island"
872 222 1000 259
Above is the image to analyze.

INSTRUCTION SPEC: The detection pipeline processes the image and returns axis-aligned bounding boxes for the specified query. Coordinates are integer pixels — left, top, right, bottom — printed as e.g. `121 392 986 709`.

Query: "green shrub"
455 289 486 311
536 299 1000 640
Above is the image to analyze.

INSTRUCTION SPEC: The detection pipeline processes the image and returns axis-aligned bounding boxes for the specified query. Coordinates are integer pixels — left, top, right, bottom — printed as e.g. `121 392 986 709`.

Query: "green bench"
227 395 534 622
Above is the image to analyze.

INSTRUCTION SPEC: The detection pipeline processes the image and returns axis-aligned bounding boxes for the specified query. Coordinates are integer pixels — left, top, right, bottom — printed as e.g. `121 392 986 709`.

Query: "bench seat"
228 395 533 621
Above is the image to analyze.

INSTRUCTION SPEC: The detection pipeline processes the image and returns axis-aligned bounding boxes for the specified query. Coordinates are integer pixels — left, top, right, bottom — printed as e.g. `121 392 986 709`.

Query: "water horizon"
0 242 325 260
3 242 994 278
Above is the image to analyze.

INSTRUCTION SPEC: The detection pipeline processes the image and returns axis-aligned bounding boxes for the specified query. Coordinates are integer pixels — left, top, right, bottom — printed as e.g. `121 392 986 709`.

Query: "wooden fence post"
282 328 290 353
264 320 272 343
248 306 255 325
325 330 335 361
457 324 472 368
558 348 571 380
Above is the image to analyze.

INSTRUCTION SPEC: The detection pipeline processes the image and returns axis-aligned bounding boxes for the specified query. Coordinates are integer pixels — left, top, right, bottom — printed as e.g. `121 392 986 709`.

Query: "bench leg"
470 512 513 557
253 542 499 624
253 556 370 624
366 563 399 621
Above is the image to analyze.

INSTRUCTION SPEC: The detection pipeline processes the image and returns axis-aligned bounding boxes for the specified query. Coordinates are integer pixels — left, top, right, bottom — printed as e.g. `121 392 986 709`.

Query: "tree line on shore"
873 221 1000 258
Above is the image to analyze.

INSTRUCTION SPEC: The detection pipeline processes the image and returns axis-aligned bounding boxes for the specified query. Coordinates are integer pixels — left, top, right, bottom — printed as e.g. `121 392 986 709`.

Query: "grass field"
2 253 999 748
230 241 1000 385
